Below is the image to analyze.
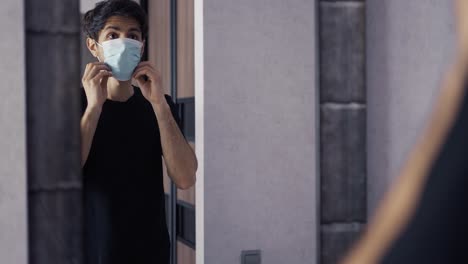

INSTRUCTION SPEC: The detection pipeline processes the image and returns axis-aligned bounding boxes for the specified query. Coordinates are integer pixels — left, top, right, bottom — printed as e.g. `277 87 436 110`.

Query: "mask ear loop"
94 40 103 62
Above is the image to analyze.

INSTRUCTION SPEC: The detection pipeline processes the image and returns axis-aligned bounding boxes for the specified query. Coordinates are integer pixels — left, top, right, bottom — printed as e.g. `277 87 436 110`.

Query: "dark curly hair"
82 0 148 41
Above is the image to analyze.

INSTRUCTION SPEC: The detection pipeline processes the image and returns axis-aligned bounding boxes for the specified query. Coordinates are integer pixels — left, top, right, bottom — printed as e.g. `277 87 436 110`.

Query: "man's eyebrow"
103 25 141 33
128 27 141 33
103 25 121 31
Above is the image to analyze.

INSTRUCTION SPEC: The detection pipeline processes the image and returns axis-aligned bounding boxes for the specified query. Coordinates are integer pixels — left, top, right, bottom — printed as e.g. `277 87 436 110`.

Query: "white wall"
200 0 318 263
80 0 99 13
367 1 456 214
80 0 140 13
0 0 28 263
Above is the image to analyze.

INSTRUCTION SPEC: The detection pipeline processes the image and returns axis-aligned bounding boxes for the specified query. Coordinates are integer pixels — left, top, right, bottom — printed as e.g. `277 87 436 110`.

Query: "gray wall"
0 0 28 263
80 0 139 13
80 0 97 13
367 1 456 214
203 0 318 263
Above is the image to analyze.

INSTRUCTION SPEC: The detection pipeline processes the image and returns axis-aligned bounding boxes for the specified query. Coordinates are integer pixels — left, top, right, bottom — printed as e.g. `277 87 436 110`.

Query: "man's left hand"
133 61 165 105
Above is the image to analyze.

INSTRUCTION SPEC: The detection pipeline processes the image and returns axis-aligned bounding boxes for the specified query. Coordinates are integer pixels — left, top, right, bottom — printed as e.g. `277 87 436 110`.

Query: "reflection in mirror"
79 1 197 263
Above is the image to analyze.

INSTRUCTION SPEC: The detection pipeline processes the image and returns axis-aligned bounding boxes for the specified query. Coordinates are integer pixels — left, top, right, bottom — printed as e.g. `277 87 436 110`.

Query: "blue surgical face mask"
96 38 143 81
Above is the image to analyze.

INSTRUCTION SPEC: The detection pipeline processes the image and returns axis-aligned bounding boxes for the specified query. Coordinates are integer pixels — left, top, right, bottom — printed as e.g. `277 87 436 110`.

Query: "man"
80 1 197 263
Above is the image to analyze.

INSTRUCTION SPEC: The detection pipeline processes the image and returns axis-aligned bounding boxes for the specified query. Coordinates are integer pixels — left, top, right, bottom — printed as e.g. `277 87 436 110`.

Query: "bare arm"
80 62 112 167
81 106 102 167
133 61 197 190
152 100 198 189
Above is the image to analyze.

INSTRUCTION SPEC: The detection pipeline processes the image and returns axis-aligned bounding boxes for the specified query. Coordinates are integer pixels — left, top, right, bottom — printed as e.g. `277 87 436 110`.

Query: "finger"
84 62 107 73
92 70 113 83
83 63 91 81
87 65 112 80
133 66 149 76
84 64 102 81
136 61 154 67
133 68 153 81
100 73 110 90
133 66 160 79
134 77 145 89
133 64 150 74
83 62 109 78
82 63 98 81
134 62 155 72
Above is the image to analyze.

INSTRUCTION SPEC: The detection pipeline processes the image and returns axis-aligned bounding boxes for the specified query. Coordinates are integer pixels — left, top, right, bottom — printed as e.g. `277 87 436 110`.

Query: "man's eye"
107 33 118 39
129 34 138 40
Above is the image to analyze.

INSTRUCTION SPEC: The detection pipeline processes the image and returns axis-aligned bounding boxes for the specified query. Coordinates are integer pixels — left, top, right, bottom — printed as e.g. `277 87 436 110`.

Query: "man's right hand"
82 62 112 110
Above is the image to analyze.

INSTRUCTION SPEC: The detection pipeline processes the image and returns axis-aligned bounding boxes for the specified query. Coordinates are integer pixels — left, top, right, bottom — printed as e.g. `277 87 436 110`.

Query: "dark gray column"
319 1 366 264
25 0 83 263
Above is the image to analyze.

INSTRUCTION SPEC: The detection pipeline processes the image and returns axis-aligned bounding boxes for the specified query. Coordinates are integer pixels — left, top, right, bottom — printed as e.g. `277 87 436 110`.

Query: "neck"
107 77 134 101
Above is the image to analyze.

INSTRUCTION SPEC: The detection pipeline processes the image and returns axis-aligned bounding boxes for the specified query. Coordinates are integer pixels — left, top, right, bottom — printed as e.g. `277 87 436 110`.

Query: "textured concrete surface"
321 223 364 264
26 0 83 263
321 104 366 223
319 1 366 263
203 0 318 263
320 1 365 104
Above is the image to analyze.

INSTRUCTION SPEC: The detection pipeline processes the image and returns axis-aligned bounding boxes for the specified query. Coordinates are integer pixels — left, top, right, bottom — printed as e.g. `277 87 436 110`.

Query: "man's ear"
86 37 99 59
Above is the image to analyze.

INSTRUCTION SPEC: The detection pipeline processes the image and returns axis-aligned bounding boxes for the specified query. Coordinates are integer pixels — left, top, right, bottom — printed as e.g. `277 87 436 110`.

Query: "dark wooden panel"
177 0 194 99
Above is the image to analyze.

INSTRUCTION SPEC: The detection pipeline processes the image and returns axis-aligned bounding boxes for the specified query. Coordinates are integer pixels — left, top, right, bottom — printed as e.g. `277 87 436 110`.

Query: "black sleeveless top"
382 86 468 263
81 86 178 264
